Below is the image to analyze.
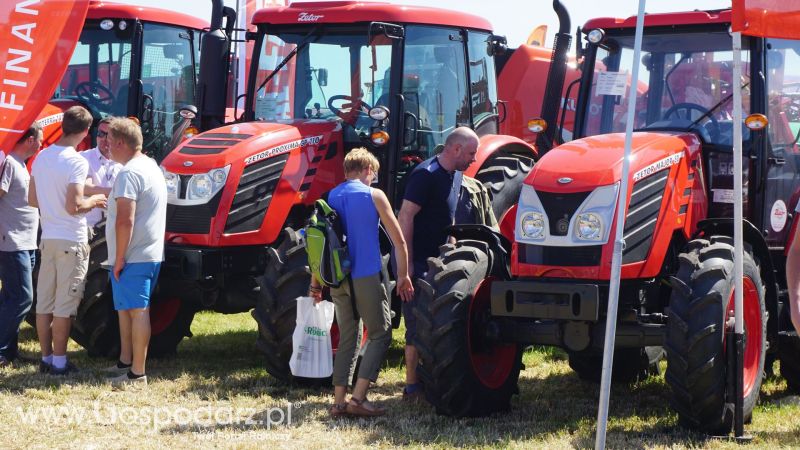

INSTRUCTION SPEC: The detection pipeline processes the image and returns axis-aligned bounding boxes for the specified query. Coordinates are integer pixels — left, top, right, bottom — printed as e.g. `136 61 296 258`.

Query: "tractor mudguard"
694 218 780 344
447 224 511 280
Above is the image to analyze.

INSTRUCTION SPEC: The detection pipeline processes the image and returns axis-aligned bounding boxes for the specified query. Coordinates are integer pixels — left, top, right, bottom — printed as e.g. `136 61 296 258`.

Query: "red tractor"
156 1 541 381
31 0 238 357
416 7 800 433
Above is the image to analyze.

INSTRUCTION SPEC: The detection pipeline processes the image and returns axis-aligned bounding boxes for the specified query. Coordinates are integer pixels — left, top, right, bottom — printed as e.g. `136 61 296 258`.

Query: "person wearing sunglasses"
82 117 123 229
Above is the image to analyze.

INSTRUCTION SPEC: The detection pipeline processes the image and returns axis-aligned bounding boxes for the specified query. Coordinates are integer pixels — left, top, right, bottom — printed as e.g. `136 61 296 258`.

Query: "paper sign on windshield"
596 72 628 96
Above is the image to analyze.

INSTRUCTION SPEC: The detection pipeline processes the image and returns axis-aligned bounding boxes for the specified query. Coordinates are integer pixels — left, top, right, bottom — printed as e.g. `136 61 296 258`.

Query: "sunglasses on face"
97 130 108 138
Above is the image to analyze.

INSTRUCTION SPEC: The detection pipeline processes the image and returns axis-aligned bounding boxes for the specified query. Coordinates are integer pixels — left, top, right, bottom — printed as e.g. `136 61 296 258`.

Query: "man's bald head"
442 127 479 171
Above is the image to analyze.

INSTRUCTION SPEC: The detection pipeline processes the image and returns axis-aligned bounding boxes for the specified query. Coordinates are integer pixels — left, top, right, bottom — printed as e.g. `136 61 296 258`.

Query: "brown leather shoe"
346 397 386 417
329 403 349 418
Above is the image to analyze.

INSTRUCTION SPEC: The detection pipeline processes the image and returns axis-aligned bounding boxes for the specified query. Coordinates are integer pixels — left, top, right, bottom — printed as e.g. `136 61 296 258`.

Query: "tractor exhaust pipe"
536 0 572 154
197 0 236 131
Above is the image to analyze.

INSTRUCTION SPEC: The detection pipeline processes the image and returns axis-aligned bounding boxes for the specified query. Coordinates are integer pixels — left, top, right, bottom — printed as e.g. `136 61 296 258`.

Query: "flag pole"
594 0 646 448
731 29 746 439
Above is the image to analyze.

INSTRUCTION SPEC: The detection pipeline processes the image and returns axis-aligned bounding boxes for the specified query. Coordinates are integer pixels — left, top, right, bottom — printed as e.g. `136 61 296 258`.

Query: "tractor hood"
161 119 340 174
527 131 698 191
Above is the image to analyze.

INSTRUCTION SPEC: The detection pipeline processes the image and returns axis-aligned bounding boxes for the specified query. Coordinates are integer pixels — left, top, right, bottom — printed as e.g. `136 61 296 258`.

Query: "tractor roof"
87 1 209 30
251 1 493 32
583 9 731 31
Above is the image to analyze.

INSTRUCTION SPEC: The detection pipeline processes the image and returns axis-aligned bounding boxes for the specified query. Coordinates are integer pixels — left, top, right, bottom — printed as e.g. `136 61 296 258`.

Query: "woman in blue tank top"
308 148 413 418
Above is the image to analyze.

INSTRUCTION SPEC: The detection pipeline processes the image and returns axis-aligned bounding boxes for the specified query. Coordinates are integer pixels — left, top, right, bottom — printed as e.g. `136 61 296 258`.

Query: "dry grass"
1 311 799 449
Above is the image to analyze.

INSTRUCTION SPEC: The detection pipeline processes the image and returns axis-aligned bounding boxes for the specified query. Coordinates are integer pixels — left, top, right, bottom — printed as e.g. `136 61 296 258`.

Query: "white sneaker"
105 363 131 375
110 372 147 389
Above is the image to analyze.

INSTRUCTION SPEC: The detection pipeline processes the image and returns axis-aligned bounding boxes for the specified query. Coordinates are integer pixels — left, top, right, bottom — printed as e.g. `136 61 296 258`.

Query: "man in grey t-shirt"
0 123 42 366
105 118 167 387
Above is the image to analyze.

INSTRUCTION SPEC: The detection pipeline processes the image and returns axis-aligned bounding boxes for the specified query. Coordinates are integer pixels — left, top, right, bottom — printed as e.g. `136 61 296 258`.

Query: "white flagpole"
595 1 646 448
732 29 745 359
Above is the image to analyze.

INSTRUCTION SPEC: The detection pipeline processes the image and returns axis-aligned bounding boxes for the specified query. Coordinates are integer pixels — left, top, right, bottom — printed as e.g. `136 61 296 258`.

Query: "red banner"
732 0 800 39
0 0 89 153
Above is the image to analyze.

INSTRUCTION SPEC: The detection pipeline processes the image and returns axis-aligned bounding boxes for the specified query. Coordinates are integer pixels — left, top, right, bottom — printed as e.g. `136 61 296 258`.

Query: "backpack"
305 198 351 288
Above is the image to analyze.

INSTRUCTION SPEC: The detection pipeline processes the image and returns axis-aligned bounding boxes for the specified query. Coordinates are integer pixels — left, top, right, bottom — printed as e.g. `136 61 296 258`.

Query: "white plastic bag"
289 296 335 378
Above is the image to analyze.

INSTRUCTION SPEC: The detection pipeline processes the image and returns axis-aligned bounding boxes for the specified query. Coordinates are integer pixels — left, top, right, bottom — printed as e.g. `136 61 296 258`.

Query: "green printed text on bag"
305 199 351 288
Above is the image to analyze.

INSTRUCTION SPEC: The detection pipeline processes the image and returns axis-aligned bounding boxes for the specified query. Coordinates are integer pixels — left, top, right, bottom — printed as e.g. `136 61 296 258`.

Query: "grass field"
1 311 799 449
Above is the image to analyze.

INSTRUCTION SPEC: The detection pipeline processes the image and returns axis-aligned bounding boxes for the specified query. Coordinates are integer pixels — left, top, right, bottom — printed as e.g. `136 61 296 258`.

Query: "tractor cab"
45 2 209 161
571 10 799 252
243 2 505 204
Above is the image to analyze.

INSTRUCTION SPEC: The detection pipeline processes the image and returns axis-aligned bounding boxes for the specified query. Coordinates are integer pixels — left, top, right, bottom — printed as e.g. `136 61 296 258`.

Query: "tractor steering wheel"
74 81 115 108
327 95 372 124
663 102 721 141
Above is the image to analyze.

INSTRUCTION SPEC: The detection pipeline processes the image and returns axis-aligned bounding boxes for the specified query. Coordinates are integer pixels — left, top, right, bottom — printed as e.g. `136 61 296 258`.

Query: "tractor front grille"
537 190 592 236
166 191 223 234
224 153 290 234
622 169 668 263
519 243 602 266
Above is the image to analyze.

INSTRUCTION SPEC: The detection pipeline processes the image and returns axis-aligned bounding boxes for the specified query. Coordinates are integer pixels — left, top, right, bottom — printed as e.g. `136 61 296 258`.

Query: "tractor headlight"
186 165 230 201
162 167 180 200
576 213 602 241
188 174 213 200
521 212 546 239
515 184 548 243
572 183 619 243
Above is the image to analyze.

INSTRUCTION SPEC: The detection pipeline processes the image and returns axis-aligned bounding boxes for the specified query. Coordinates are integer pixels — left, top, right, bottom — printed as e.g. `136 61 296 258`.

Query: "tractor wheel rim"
150 297 181 336
725 276 762 397
467 276 516 389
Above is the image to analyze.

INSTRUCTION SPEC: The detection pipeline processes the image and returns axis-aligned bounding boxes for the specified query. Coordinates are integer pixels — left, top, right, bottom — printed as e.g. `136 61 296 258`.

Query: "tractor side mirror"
489 35 508 56
317 68 328 87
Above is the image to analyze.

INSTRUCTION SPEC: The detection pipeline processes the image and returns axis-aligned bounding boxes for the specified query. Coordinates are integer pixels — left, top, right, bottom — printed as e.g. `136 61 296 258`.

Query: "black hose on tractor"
536 0 572 153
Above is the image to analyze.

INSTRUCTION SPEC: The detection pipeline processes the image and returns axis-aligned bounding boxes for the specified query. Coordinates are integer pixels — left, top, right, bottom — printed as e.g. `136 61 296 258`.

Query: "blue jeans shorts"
110 262 161 311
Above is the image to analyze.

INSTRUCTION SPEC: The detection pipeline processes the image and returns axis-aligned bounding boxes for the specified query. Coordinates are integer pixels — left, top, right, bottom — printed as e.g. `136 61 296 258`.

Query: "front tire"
253 228 308 383
415 240 522 417
665 236 766 433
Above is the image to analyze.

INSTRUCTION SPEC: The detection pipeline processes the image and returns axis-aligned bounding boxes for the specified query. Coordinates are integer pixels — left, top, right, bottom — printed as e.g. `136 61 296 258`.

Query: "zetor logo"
244 135 323 165
298 12 324 22
633 153 683 182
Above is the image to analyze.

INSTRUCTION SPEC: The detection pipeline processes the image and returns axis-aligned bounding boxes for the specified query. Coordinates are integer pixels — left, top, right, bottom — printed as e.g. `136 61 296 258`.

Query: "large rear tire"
474 153 533 219
665 237 766 433
415 240 522 417
568 346 664 383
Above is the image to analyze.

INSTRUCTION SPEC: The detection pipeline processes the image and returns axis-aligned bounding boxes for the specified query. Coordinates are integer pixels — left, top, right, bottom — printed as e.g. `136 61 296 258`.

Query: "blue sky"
112 0 731 47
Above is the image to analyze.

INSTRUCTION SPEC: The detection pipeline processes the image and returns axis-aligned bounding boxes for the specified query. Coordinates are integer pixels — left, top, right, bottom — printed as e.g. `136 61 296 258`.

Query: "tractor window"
402 25 469 159
583 31 751 146
467 31 499 136
139 23 197 159
766 39 800 152
251 27 393 146
55 21 134 118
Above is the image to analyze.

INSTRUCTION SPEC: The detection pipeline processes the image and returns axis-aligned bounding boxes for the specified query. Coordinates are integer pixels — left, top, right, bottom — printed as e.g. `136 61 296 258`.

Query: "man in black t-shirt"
397 127 479 400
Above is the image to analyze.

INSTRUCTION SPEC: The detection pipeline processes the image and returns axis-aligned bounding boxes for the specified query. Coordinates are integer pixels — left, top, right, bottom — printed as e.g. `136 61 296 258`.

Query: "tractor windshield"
54 20 135 117
582 29 751 146
251 26 393 143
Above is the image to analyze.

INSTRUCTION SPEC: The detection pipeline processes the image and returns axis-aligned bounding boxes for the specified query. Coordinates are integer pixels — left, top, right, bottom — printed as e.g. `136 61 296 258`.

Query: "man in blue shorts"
397 127 480 400
105 118 167 387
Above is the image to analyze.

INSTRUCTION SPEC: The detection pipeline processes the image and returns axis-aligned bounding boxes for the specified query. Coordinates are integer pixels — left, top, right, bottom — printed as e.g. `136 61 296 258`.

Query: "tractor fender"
464 134 538 178
446 224 512 280
695 218 779 345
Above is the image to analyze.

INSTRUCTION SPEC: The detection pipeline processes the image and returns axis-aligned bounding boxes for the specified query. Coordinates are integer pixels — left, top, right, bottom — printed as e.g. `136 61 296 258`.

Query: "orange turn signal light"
371 130 390 145
527 118 547 133
184 126 199 139
744 113 768 131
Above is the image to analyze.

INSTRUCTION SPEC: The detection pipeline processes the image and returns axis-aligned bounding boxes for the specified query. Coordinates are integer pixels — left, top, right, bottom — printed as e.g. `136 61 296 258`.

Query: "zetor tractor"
36 1 237 357
416 8 800 433
157 1 538 381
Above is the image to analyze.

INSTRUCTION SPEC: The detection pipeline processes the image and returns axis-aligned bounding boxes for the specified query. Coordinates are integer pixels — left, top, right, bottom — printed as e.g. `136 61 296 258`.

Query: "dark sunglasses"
97 130 108 138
